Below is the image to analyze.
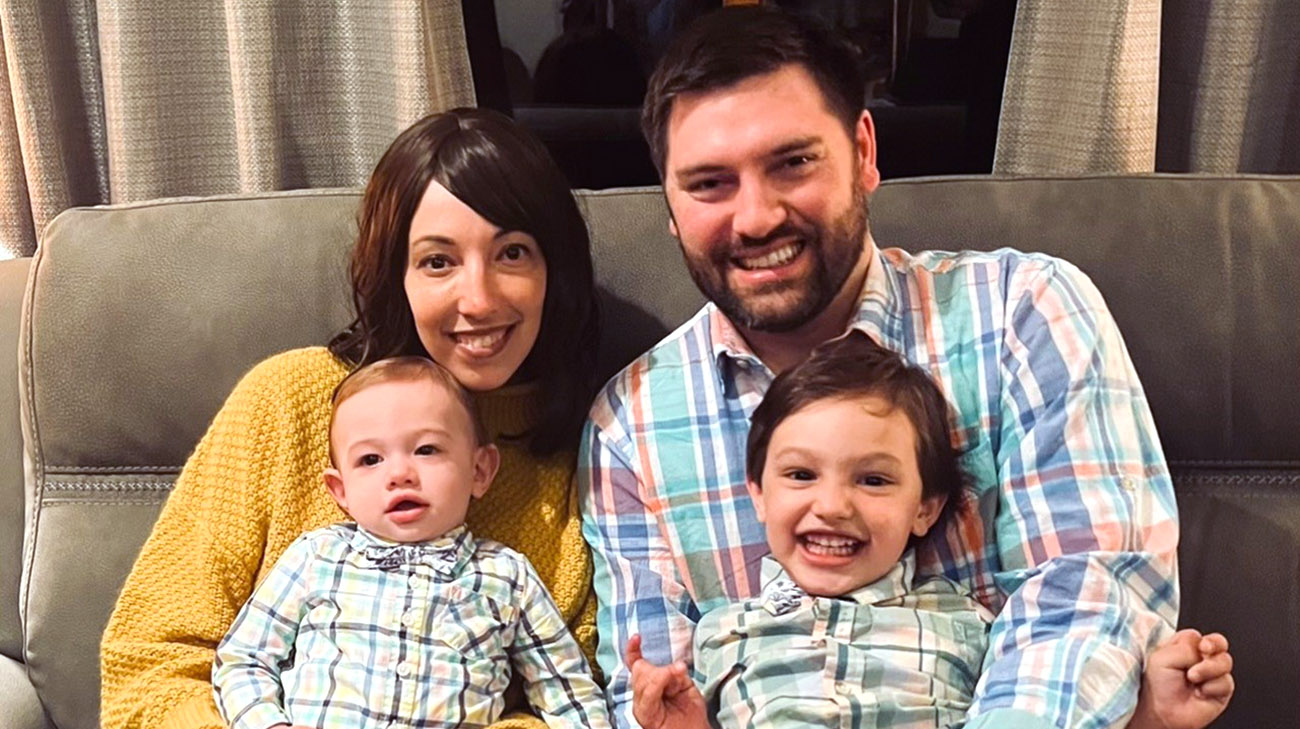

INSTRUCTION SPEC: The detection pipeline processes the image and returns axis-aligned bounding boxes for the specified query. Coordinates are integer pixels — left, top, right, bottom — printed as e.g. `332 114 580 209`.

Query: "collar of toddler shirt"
345 523 474 578
757 550 917 616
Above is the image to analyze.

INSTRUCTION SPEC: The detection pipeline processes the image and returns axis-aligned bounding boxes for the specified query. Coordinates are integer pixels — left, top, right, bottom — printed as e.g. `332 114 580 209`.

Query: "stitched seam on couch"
43 480 174 492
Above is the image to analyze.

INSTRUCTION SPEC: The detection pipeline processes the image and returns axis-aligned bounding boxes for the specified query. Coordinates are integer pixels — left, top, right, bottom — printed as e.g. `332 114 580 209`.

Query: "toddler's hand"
628 634 708 729
1132 629 1234 729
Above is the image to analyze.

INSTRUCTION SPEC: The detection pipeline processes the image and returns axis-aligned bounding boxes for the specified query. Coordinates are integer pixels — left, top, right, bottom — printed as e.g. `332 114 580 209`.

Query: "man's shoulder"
587 304 716 418
882 245 1073 279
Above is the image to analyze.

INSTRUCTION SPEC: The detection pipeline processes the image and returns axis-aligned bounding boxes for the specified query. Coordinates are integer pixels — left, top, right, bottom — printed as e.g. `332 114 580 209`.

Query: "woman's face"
404 181 547 392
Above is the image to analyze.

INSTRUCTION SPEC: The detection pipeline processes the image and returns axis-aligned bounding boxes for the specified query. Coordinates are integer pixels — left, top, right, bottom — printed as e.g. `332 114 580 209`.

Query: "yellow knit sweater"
100 347 596 729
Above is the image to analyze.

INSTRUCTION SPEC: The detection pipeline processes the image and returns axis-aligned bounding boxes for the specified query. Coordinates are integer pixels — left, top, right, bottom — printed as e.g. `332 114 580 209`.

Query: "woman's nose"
456 262 499 319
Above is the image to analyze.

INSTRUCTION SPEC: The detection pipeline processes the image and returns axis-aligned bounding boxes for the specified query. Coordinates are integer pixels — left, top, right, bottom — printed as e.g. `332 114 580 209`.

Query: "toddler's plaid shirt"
213 523 609 729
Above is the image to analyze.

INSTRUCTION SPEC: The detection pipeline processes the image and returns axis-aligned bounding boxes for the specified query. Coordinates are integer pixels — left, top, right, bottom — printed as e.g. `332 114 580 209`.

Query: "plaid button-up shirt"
697 552 991 729
213 523 610 729
579 246 1178 729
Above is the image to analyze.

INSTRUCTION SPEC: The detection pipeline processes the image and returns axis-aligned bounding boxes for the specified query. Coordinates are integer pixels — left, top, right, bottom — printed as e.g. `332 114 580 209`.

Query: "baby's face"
324 378 494 543
748 395 943 597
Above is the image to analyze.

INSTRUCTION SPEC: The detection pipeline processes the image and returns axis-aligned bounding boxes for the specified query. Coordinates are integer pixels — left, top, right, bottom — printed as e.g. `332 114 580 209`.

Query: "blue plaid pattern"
213 523 610 729
696 552 991 729
579 247 1179 729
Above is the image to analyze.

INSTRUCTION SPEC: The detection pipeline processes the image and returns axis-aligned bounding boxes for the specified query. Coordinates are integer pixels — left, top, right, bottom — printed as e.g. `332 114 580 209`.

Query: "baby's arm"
211 536 315 729
1128 629 1234 729
627 635 708 729
509 556 612 729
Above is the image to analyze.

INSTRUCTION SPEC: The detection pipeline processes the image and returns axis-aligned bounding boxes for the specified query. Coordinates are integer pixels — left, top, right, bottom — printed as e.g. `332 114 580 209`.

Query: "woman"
100 109 600 729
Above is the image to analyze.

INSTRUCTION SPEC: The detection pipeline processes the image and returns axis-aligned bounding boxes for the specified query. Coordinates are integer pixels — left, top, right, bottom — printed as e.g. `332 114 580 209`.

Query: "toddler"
213 356 609 729
629 331 1232 729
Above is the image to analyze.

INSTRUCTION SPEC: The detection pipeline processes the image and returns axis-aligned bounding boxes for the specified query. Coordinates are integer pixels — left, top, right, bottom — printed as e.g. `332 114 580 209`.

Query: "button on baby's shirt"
396 661 414 678
402 610 419 628
408 574 421 589
1121 476 1137 491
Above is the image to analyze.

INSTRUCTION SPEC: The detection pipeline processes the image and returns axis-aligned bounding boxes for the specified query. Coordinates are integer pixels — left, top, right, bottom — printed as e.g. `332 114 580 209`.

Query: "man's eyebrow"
673 162 730 180
766 137 821 159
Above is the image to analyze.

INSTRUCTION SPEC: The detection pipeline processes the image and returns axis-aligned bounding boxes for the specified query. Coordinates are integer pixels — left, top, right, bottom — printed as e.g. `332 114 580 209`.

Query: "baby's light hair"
328 356 488 465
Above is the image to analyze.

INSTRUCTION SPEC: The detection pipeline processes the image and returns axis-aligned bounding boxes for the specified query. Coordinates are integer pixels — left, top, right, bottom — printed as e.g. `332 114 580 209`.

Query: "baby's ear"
323 468 348 512
911 495 946 537
470 444 500 499
745 478 767 523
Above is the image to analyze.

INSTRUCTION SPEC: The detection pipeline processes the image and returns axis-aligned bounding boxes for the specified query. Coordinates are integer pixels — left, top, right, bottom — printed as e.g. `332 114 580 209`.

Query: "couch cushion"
1 257 31 662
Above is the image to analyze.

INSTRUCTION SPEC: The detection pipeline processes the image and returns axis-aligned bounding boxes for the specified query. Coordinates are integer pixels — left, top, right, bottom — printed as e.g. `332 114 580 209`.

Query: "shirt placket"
814 600 866 729
389 567 430 727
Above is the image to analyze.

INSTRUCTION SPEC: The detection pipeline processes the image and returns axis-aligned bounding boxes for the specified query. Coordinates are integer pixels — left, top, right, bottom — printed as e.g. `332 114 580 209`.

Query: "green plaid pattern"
213 523 609 729
695 552 991 729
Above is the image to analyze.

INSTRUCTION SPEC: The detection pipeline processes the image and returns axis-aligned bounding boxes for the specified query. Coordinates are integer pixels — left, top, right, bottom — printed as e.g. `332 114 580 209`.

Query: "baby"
213 356 609 729
629 331 1232 729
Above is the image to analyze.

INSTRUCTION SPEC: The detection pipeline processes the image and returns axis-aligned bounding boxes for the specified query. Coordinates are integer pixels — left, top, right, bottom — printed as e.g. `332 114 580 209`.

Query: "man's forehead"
663 64 847 172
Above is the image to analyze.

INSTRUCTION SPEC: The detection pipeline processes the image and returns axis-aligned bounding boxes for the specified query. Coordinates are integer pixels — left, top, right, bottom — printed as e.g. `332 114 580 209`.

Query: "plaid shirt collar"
706 239 903 380
758 550 917 617
343 522 475 577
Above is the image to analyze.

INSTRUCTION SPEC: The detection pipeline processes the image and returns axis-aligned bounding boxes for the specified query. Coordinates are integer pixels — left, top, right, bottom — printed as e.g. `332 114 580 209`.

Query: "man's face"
662 64 880 333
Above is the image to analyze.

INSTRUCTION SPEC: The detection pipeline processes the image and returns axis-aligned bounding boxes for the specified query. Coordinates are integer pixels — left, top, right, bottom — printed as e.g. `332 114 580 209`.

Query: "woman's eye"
501 243 529 262
358 454 381 467
414 444 438 456
419 254 452 271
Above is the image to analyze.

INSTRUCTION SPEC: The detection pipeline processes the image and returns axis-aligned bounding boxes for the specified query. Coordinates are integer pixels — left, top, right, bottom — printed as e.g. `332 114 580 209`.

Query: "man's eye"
687 178 724 193
358 454 381 467
414 444 438 456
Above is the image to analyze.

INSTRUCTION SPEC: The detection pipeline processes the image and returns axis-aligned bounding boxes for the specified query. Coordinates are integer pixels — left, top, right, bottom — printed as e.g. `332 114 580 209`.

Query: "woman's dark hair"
641 6 866 175
328 108 600 455
746 330 965 530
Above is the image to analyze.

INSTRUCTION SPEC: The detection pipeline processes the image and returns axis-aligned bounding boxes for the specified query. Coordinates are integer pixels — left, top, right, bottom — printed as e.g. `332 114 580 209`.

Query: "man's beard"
682 182 869 334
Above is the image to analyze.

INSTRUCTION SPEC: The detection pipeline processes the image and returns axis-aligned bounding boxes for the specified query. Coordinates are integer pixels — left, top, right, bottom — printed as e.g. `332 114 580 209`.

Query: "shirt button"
408 574 421 589
1121 476 1136 491
396 661 414 677
814 638 828 648
836 682 854 696
402 610 418 627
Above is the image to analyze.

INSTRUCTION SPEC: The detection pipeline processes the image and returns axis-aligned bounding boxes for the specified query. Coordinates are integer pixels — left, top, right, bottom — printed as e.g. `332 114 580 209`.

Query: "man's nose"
731 178 787 241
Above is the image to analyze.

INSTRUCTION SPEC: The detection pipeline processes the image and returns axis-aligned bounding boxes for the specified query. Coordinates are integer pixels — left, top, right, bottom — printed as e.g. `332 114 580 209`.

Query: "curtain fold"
0 0 474 259
995 0 1300 176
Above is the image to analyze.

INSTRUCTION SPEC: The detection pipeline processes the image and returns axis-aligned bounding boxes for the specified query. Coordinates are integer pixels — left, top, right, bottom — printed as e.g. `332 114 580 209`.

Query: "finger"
1188 650 1234 683
1199 632 1229 656
664 661 695 695
1197 674 1235 701
1149 631 1202 670
627 634 644 667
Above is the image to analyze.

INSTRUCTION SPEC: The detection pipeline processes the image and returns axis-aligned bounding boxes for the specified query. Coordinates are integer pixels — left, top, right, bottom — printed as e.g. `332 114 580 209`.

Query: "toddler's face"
748 394 943 597
324 378 497 543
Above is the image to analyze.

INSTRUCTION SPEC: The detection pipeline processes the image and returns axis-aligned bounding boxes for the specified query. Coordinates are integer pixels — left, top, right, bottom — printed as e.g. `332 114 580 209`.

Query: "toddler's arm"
627 635 708 729
211 536 314 729
1128 629 1234 729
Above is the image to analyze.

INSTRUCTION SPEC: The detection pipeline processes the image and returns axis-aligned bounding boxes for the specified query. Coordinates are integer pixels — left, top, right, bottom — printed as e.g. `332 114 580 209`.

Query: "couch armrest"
0 653 52 729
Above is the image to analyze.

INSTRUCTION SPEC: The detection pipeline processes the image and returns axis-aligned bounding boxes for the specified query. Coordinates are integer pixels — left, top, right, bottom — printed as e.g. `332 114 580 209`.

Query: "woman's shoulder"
225 346 350 405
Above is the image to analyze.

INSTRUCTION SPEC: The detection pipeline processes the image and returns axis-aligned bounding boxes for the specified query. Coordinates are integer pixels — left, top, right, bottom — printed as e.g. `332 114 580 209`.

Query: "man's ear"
324 468 348 512
911 495 946 537
855 109 881 194
745 478 767 523
668 215 679 239
470 444 500 499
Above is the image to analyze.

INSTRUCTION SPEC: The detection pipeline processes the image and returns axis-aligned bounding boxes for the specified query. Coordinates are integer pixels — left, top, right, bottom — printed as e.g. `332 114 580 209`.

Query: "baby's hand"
628 635 708 729
1132 629 1234 729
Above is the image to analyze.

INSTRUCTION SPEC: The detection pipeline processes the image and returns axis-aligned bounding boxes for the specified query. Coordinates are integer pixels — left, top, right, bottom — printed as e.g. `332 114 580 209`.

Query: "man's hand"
628 635 708 729
1130 629 1234 729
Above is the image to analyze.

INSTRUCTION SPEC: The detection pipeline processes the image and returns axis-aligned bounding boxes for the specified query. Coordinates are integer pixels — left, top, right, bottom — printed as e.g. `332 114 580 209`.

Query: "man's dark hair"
746 330 966 529
641 6 867 175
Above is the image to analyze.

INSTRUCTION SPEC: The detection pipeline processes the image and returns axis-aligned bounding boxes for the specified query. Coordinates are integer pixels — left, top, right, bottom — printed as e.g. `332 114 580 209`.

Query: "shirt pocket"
426 583 520 666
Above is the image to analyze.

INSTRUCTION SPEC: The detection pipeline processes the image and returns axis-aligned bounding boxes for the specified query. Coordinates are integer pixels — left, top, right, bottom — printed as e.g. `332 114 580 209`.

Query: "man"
579 8 1181 728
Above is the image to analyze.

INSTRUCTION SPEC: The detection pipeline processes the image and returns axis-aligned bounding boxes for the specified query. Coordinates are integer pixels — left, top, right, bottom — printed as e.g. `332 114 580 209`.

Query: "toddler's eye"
414 444 438 456
786 469 816 481
358 454 381 467
857 474 890 487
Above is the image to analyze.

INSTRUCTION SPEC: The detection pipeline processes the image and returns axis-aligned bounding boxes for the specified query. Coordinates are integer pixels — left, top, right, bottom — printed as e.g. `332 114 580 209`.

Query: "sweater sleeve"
100 350 339 729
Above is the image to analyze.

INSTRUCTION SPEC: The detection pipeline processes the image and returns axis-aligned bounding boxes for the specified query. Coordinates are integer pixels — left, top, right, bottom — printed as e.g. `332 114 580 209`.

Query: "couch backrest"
16 176 1300 729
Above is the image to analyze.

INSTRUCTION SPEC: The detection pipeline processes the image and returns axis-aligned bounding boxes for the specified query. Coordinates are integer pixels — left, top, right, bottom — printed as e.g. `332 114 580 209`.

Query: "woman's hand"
1130 629 1234 729
628 635 709 729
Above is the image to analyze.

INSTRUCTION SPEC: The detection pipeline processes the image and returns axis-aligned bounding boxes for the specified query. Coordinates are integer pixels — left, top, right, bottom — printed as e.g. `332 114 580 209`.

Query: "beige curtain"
0 0 475 259
994 0 1300 175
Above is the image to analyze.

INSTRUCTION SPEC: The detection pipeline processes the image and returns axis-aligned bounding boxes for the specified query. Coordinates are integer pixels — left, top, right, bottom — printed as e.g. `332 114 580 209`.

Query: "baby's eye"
358 453 381 467
414 444 439 456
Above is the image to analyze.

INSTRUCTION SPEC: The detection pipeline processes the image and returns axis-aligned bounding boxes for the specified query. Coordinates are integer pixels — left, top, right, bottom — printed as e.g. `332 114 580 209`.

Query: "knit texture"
100 347 596 729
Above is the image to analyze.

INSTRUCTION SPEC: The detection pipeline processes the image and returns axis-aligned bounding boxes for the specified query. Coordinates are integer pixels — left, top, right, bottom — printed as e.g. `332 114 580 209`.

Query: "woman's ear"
470 444 500 499
911 495 947 537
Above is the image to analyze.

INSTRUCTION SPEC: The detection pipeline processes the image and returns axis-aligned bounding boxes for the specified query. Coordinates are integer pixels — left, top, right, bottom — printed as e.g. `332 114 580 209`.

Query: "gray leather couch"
3 176 1298 729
